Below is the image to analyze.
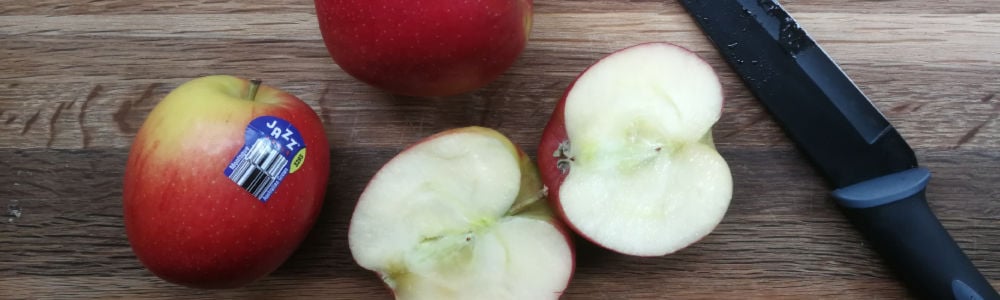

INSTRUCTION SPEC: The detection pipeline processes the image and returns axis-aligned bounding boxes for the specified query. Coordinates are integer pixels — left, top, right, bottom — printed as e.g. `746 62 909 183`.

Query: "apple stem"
247 79 262 101
506 186 548 216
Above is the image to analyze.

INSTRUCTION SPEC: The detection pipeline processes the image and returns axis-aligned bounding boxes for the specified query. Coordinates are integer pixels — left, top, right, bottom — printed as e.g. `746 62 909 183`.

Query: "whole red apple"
314 0 533 97
123 75 330 288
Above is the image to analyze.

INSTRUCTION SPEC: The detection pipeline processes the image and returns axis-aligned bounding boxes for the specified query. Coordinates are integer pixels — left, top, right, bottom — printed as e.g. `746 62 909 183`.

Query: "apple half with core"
314 0 533 97
123 75 330 288
349 127 573 299
538 42 733 257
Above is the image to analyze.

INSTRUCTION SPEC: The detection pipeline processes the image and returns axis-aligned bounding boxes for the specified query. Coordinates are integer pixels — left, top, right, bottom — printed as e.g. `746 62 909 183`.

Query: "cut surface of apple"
349 127 573 300
539 42 733 257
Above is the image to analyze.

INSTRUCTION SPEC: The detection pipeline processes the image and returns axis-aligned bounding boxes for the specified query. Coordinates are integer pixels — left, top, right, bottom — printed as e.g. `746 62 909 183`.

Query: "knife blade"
678 1 999 299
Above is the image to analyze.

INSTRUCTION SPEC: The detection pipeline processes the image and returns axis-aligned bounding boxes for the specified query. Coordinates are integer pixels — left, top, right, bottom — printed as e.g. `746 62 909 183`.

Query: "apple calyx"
553 141 573 174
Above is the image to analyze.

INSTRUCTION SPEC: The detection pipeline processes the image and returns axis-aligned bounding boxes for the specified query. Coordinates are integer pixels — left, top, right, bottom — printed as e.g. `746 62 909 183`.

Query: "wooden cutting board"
2 0 998 298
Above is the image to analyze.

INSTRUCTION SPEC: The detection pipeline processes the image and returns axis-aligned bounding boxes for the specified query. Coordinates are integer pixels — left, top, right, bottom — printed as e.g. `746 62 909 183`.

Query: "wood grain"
1 0 999 299
1 11 998 151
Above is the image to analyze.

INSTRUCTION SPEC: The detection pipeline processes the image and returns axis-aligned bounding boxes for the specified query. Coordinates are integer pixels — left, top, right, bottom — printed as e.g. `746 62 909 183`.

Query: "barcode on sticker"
227 138 289 200
224 115 305 203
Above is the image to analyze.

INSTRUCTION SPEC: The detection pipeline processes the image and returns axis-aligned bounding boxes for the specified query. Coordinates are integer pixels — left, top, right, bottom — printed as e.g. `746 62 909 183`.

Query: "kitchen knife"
678 1 1000 299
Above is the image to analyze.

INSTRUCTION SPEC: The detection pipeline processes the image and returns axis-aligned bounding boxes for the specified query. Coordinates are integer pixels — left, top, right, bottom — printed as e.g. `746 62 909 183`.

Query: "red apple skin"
538 43 724 255
314 0 533 97
123 76 330 288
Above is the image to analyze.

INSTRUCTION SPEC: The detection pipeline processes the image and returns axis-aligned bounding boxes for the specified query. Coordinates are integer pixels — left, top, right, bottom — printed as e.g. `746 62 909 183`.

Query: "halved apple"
538 42 733 257
349 127 574 299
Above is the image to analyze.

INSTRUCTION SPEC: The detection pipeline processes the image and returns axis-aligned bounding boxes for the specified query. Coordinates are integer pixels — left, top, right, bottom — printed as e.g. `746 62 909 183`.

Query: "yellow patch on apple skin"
135 75 289 162
289 148 307 174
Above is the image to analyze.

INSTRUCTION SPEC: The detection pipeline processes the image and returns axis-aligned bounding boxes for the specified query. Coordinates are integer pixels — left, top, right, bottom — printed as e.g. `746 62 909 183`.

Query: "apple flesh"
538 42 733 257
349 127 573 299
123 75 330 288
314 0 533 97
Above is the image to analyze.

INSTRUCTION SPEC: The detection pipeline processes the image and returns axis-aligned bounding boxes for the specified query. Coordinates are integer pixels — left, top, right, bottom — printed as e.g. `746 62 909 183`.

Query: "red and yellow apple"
538 43 733 257
348 126 574 299
314 0 533 97
123 75 330 288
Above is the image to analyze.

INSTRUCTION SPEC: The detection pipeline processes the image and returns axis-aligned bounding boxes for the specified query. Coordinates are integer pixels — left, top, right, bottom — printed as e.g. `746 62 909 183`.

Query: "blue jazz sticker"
224 116 307 203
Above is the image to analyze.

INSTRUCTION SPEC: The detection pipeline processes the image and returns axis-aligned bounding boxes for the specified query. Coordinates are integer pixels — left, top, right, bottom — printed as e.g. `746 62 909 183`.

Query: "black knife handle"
833 167 999 300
